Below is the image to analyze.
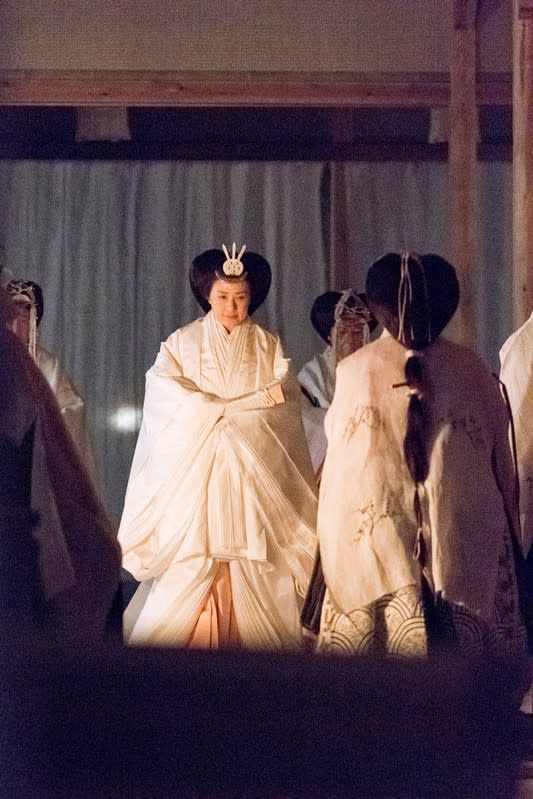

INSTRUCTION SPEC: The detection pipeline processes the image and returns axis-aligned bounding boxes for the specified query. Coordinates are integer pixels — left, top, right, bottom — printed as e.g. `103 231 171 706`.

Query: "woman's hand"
224 382 285 415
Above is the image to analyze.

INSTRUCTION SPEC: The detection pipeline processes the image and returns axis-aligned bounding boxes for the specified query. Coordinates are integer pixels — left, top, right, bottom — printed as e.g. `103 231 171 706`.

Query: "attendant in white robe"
298 290 377 474
299 290 376 636
0 286 120 641
6 279 98 484
118 245 317 649
499 312 533 559
500 314 533 711
318 252 526 658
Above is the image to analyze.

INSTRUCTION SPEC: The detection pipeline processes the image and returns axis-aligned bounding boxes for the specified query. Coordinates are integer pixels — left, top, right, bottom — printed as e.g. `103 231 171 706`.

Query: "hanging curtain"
332 161 512 370
0 160 327 521
0 158 512 521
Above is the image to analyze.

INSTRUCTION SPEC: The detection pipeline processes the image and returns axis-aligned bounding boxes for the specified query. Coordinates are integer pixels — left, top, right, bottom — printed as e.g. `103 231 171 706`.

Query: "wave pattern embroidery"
319 585 427 657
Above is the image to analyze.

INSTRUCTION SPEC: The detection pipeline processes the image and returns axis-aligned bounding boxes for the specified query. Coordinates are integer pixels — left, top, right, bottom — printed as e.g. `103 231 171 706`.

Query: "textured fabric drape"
0 159 512 521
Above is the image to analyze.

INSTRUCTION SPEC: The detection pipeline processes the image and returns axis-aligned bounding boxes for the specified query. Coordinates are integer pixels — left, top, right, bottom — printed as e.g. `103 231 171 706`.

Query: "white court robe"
0 329 120 639
319 334 520 623
118 312 318 648
500 311 533 557
36 345 97 485
297 346 336 473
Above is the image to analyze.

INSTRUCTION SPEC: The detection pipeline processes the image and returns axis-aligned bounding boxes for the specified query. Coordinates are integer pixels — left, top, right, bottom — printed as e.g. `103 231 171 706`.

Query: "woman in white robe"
318 253 526 658
118 245 317 649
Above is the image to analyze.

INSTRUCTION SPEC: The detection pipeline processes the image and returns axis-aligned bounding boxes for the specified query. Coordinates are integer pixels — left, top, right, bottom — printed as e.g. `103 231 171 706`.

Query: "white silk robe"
319 335 519 622
118 312 318 648
0 329 120 639
500 312 533 557
37 345 97 485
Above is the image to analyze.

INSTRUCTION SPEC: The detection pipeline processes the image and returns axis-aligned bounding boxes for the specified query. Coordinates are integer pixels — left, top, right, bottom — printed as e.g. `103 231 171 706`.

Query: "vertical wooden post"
329 164 351 290
329 112 353 290
449 0 479 347
513 0 533 325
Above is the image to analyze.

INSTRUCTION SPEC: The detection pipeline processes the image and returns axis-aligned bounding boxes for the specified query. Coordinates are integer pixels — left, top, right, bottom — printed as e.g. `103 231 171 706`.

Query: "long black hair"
366 252 459 485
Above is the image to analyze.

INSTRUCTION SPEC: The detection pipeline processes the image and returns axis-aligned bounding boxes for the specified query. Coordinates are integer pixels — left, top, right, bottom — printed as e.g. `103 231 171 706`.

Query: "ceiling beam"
0 70 512 108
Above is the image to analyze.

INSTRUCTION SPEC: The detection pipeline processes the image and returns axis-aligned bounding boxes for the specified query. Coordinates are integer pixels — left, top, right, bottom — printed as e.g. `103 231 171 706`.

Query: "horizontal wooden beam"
0 70 513 108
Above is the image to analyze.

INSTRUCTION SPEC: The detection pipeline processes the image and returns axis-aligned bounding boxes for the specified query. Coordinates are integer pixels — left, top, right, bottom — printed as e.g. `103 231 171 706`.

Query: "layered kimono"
0 328 121 640
318 335 526 657
36 345 97 485
118 312 318 648
500 312 533 557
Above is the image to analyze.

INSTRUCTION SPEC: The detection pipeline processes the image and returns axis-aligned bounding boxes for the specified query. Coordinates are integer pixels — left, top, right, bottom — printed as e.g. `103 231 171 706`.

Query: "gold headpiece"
220 242 247 278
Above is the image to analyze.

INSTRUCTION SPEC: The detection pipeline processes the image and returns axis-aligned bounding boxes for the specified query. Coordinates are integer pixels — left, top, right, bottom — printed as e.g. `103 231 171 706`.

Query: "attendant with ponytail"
316 252 526 657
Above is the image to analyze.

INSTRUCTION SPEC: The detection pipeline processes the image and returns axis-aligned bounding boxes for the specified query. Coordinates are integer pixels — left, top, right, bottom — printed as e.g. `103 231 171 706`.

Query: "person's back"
317 252 526 659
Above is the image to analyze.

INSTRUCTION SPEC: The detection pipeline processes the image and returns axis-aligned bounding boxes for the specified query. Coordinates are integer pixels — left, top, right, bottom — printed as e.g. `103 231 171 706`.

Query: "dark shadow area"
0 105 511 160
0 642 527 798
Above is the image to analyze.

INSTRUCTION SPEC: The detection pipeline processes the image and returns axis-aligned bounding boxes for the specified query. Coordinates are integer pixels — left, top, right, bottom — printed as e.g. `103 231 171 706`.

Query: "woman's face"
208 278 251 333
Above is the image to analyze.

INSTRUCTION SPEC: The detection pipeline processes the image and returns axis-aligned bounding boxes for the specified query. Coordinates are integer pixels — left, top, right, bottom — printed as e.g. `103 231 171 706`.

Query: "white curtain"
0 159 512 521
0 160 327 521
334 161 512 368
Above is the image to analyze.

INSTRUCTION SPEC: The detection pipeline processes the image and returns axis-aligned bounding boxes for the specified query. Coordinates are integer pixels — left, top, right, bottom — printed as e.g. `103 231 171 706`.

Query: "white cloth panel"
0 160 327 521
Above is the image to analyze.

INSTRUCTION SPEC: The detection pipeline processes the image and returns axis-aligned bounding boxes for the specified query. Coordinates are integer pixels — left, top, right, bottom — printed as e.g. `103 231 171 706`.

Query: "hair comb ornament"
221 242 246 277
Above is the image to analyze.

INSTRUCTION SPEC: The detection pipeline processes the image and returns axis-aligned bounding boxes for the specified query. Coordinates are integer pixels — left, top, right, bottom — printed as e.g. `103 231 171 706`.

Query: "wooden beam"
449 0 479 348
329 163 351 290
0 70 512 108
513 0 533 324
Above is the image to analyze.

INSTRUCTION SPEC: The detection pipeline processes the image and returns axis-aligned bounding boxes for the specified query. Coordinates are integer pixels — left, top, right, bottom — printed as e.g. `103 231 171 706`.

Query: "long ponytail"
403 352 430 484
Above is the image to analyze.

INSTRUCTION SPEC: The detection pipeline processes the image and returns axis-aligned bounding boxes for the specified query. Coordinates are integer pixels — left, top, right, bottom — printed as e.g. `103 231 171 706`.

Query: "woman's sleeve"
141 333 224 438
224 335 292 414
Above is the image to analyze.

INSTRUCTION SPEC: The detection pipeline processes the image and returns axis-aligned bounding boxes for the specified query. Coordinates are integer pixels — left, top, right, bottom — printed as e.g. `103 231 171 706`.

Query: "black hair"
403 353 430 484
366 252 459 486
189 248 271 315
